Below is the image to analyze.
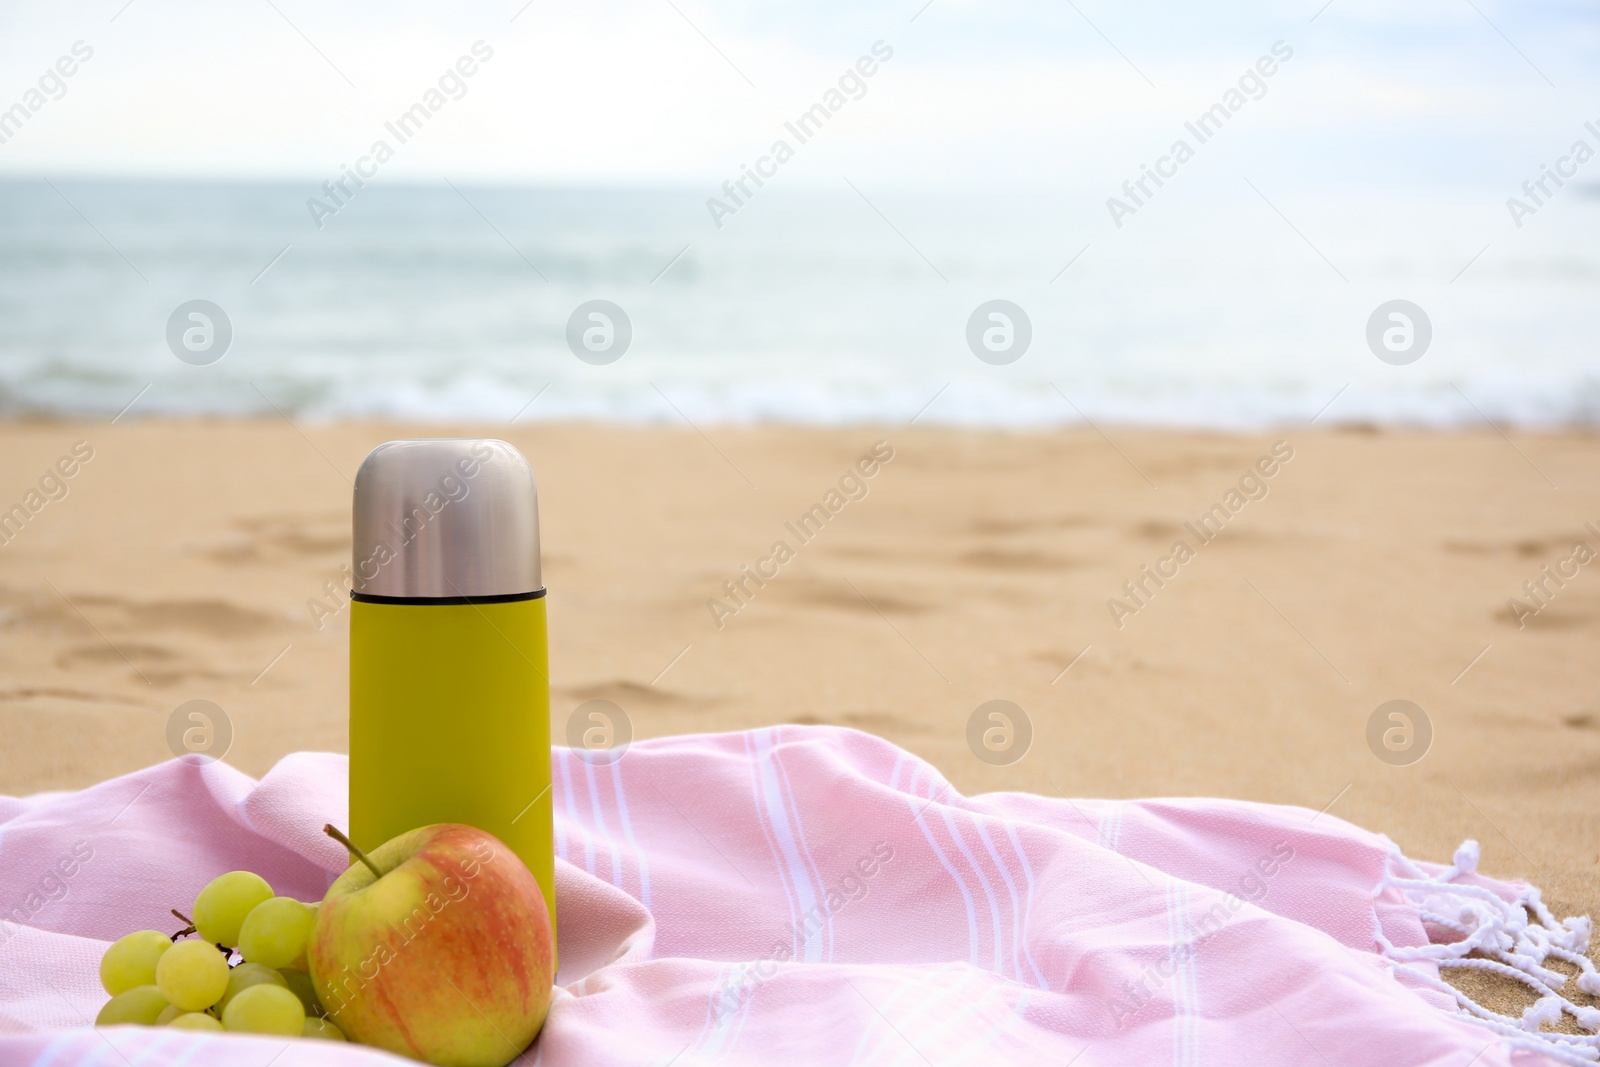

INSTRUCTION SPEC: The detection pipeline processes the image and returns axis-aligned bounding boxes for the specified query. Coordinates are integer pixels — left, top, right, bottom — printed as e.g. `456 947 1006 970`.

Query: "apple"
309 823 554 1067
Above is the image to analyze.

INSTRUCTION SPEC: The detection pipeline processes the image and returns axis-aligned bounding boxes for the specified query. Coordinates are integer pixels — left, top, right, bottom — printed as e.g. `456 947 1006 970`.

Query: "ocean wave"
4 371 1598 430
2 180 1596 429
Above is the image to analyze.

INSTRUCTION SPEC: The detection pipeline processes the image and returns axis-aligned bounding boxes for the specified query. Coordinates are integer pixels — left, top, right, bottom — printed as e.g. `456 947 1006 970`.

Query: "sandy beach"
2 419 1597 934
6 0 1599 1055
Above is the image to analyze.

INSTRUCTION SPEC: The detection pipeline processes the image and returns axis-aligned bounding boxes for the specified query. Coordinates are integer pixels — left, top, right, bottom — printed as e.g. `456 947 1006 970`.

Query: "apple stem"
324 823 383 881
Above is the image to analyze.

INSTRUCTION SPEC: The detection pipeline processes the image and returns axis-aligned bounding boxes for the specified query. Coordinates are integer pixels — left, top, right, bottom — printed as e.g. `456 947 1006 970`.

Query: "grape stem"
324 823 383 881
169 909 197 941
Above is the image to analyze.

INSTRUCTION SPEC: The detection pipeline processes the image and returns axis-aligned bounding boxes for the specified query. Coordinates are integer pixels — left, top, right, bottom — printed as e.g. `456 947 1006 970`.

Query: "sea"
1 175 1596 428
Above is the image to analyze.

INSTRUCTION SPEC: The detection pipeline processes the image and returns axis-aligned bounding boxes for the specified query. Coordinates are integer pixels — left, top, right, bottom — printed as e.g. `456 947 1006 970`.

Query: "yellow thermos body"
348 439 555 957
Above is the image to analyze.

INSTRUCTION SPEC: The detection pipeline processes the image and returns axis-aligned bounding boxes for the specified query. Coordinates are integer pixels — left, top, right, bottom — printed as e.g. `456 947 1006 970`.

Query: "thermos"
348 439 555 954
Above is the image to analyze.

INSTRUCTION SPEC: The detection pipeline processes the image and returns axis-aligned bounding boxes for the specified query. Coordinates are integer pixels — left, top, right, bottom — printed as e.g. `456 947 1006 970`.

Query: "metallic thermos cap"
351 439 541 600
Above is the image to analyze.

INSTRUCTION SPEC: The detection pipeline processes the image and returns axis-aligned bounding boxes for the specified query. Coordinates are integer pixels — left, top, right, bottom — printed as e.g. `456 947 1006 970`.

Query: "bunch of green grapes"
94 870 342 1041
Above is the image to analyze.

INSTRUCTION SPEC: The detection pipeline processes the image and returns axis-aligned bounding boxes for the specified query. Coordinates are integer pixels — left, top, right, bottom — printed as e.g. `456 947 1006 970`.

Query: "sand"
3 419 1598 1017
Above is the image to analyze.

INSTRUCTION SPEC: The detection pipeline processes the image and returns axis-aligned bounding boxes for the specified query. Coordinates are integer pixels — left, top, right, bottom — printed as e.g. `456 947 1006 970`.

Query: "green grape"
218 961 287 1011
278 968 323 1017
221 984 305 1036
237 897 315 969
192 871 274 947
99 930 172 996
154 1004 184 1025
94 985 169 1026
168 1012 224 1032
154 939 230 1012
301 1016 346 1041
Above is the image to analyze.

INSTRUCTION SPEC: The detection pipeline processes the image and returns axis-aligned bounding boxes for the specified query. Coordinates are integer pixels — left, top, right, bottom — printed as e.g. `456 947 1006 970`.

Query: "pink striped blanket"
0 726 1587 1065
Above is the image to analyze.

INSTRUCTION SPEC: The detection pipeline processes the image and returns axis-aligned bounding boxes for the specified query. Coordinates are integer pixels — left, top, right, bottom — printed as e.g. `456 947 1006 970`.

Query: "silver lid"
351 439 541 599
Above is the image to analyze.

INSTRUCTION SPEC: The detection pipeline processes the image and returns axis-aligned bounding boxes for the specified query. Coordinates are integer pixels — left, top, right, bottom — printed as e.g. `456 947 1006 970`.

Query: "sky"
0 0 1596 192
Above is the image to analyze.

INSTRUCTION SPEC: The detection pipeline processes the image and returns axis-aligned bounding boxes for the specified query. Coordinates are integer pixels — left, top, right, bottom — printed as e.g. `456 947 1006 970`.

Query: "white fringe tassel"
1377 840 1600 1065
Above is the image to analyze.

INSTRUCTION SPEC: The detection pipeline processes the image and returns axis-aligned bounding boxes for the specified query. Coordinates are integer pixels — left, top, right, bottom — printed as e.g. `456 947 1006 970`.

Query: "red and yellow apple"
309 823 554 1067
